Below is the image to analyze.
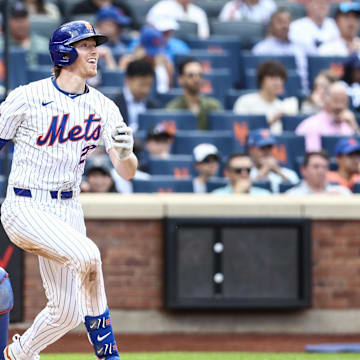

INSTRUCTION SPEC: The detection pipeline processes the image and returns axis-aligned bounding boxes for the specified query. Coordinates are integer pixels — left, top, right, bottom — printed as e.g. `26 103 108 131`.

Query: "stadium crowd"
1 0 360 195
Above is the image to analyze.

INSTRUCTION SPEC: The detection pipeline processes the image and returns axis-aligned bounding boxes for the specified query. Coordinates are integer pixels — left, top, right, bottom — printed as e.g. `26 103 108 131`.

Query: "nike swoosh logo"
97 332 111 342
42 101 54 106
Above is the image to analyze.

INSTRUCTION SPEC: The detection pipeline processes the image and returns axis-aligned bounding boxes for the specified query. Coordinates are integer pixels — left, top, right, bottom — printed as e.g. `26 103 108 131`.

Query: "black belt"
14 187 74 199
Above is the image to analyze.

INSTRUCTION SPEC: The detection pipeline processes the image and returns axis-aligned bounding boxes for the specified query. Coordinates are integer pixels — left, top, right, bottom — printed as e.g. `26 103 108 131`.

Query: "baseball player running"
1 21 137 360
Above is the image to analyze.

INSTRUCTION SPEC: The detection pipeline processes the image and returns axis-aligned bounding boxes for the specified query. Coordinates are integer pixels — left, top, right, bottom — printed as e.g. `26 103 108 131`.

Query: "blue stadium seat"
2 49 27 89
282 114 308 132
206 177 228 192
245 69 302 97
193 0 224 18
273 132 306 171
30 15 61 38
279 182 299 193
147 155 195 177
27 67 52 82
133 176 193 193
173 130 233 156
37 52 52 66
97 86 120 101
174 21 198 39
278 1 306 20
242 52 297 71
352 182 360 194
307 56 346 89
138 110 197 133
202 69 232 105
321 135 360 157
101 70 125 87
156 89 183 107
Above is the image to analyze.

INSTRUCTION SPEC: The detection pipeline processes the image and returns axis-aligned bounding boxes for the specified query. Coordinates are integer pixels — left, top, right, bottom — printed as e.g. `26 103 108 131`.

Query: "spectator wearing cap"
289 0 340 55
0 2 48 67
212 153 271 195
252 8 308 95
96 5 132 54
318 2 360 56
192 143 221 193
113 59 161 132
146 0 210 39
81 163 117 193
72 0 135 27
129 17 190 62
166 57 222 130
119 25 174 93
248 129 299 193
296 82 359 151
286 151 351 195
326 137 360 190
219 0 277 24
233 61 298 135
341 51 360 111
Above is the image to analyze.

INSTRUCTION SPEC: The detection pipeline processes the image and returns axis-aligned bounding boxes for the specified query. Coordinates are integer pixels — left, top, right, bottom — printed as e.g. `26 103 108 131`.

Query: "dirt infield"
8 330 360 353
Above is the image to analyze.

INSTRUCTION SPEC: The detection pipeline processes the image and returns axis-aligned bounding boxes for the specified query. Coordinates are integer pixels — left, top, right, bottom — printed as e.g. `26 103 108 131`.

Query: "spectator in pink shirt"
296 81 360 151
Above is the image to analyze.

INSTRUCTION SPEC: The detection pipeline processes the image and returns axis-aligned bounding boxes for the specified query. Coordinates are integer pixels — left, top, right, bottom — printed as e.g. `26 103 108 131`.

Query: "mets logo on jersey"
36 114 101 146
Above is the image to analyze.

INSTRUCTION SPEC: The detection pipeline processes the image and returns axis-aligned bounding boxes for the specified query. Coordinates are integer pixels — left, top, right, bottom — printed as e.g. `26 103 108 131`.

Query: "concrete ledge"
80 194 360 220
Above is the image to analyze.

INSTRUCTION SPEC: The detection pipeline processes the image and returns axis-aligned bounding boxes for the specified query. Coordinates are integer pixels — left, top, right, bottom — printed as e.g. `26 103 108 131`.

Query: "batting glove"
111 123 134 160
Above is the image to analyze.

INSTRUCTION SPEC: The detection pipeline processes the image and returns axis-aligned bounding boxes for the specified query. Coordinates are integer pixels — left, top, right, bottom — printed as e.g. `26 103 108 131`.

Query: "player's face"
71 38 99 78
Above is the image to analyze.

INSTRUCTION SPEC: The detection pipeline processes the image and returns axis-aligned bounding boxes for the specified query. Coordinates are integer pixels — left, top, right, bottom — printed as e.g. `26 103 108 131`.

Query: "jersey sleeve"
0 86 27 140
102 99 125 152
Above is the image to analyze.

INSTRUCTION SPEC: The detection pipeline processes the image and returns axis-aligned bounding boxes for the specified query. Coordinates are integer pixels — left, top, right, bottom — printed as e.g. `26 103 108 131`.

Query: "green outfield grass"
40 352 360 360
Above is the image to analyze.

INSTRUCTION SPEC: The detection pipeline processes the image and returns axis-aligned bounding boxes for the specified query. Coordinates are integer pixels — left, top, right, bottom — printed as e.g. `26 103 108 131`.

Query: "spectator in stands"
166 57 222 130
82 164 117 193
286 151 351 195
296 82 359 151
318 2 360 56
326 137 360 191
248 129 299 193
233 61 298 135
119 25 174 94
252 8 308 94
145 123 174 161
341 51 360 111
72 0 135 26
146 0 210 39
95 5 132 54
219 0 277 23
289 0 340 55
0 2 48 67
192 143 221 193
212 152 271 194
301 70 338 114
25 0 61 19
113 59 161 132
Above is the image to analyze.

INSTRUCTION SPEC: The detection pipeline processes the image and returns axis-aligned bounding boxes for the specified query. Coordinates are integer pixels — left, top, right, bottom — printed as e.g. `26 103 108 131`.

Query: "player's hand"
111 123 134 160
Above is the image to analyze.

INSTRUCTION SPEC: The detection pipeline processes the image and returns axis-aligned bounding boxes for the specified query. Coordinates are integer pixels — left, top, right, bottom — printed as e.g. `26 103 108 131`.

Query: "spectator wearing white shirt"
318 2 360 56
219 0 277 23
252 8 309 94
146 0 209 39
289 0 340 55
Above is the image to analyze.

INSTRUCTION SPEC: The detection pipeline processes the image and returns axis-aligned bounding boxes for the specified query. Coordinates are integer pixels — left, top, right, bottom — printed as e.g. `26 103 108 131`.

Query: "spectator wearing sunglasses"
192 143 221 193
212 153 271 194
248 129 299 193
166 57 222 130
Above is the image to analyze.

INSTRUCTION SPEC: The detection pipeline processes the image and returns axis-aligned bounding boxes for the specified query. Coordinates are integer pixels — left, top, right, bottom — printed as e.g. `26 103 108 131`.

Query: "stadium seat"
27 67 52 82
202 69 232 105
138 110 197 133
30 15 61 38
155 89 183 107
101 70 125 87
352 182 360 194
273 132 306 171
173 130 233 156
37 52 52 66
193 0 224 18
321 135 360 157
174 21 198 39
97 86 120 101
206 177 228 192
147 155 195 177
307 56 346 89
282 114 308 132
133 176 193 193
70 14 96 25
242 52 297 71
3 49 27 89
279 182 299 193
277 1 306 20
122 0 158 28
210 21 265 50
245 69 303 97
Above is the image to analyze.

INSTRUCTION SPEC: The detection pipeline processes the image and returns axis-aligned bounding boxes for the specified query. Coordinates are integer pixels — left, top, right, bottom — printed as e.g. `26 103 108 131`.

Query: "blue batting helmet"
49 21 108 67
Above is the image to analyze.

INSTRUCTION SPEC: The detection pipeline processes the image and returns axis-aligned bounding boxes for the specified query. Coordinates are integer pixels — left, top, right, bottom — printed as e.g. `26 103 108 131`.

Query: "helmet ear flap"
49 43 78 66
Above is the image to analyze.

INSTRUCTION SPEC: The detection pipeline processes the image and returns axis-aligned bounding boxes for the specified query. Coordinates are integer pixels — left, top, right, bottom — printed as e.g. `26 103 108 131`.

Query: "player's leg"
1 203 120 360
0 267 13 360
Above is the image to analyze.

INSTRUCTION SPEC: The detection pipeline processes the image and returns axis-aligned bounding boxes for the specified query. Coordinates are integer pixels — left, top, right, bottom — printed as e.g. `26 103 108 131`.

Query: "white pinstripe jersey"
0 77 122 191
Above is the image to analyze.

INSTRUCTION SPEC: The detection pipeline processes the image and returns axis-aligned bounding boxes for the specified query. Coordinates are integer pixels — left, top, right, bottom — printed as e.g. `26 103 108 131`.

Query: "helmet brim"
67 33 108 47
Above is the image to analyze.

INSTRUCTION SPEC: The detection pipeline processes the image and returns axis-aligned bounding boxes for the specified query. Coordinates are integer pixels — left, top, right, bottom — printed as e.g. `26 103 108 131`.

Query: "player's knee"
83 245 102 282
0 269 14 313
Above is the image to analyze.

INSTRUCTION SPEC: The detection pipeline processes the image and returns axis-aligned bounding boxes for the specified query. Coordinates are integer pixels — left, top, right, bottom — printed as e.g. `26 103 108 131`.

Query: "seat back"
282 114 308 132
147 155 194 177
133 176 194 193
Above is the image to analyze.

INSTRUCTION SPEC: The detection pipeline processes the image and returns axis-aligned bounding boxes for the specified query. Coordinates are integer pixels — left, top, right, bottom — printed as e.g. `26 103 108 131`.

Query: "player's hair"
256 60 287 88
126 59 155 78
178 57 202 76
53 65 62 78
226 152 250 169
302 150 329 167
